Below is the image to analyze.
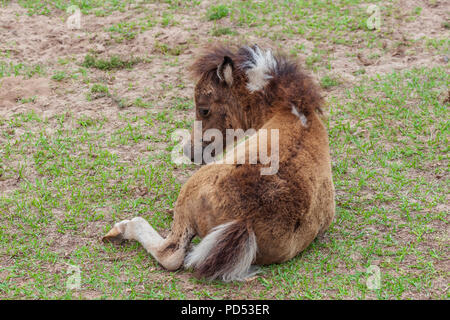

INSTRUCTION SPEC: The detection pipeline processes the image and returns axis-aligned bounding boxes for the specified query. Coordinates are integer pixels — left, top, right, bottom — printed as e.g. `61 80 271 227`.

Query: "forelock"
190 46 235 81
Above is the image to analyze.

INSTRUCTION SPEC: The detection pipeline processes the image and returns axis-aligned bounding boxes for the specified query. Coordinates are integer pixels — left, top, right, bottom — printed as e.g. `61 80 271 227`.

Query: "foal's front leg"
102 217 194 271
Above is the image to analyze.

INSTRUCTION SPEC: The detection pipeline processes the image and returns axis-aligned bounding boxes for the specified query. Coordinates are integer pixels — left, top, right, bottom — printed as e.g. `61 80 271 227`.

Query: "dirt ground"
0 1 447 115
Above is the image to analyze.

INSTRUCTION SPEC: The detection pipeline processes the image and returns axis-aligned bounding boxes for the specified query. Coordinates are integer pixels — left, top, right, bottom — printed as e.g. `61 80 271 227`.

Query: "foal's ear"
217 56 234 86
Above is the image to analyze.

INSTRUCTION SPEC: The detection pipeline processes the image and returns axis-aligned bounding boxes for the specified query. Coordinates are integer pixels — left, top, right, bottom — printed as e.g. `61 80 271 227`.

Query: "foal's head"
183 44 323 162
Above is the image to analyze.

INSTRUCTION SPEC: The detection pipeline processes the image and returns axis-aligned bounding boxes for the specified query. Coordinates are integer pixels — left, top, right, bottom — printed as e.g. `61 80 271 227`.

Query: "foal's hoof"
102 220 130 244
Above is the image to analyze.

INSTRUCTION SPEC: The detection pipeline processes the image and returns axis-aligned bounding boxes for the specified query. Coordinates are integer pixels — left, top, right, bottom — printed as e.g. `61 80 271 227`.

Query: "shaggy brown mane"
190 45 324 115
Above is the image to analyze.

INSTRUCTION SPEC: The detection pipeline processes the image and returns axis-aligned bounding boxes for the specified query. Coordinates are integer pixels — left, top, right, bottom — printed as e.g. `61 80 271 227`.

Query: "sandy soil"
0 0 448 116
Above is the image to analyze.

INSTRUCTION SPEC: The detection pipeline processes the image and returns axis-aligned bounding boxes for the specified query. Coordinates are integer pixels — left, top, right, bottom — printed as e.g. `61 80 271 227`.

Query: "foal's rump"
179 121 334 280
182 162 328 280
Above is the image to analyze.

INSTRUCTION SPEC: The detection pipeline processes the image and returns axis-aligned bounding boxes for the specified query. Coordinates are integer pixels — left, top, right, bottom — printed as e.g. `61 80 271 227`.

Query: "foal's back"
181 106 335 265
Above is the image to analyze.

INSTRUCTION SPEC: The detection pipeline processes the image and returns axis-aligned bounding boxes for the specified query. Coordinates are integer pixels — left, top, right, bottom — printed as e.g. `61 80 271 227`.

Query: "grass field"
0 0 448 299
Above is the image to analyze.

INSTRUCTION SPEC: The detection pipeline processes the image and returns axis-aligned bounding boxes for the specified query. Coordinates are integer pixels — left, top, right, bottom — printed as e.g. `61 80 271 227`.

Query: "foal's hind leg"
103 216 194 271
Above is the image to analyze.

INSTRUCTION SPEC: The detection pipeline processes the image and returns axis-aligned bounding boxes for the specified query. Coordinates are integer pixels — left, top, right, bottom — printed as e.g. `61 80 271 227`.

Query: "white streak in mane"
241 46 277 92
291 105 308 127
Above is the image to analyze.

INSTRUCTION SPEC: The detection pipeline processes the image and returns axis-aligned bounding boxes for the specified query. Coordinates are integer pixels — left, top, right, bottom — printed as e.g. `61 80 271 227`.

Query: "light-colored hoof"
102 219 130 243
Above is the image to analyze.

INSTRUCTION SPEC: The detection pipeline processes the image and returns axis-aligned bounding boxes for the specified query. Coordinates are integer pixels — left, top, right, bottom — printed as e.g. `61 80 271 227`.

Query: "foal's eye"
198 108 211 117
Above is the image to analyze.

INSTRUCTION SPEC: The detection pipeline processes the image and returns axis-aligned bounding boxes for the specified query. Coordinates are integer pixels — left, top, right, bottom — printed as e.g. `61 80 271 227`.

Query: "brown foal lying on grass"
103 44 335 282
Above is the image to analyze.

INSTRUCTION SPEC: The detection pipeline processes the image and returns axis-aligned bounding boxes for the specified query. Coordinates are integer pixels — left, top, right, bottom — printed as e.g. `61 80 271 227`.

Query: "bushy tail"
184 221 258 282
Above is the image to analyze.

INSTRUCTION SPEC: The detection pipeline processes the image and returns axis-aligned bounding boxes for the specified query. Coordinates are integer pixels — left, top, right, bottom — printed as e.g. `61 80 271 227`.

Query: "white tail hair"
184 221 259 282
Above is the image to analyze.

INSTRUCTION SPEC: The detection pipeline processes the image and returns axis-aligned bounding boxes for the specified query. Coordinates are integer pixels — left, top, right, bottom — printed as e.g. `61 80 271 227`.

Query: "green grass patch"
207 4 229 21
82 54 141 71
321 75 341 89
